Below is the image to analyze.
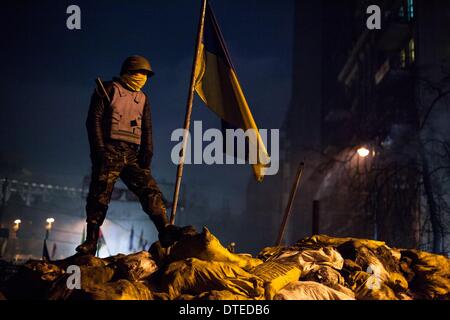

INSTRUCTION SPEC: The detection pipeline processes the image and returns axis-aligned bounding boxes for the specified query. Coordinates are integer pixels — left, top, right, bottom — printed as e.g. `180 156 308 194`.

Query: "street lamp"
46 217 55 229
45 218 55 240
357 147 370 158
13 219 21 232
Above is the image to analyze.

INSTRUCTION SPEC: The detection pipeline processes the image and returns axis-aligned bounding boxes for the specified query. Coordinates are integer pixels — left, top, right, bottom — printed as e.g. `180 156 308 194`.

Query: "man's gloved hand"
90 147 106 167
138 152 153 169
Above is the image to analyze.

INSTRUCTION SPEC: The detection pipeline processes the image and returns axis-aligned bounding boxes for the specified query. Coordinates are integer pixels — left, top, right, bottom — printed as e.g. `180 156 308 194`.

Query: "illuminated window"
400 0 414 20
407 0 414 19
400 49 406 69
409 39 415 63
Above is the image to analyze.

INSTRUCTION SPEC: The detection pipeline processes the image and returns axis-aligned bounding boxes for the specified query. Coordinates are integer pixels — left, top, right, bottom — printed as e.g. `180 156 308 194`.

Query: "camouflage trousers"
85 141 167 230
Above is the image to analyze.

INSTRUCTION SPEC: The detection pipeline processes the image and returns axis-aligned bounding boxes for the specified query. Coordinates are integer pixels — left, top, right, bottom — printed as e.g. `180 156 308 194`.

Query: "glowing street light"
45 218 55 241
357 147 370 158
13 219 21 232
46 217 55 230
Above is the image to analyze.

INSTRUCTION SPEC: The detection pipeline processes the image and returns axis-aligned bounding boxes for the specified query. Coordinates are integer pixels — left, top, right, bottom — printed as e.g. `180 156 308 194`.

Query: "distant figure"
76 56 193 255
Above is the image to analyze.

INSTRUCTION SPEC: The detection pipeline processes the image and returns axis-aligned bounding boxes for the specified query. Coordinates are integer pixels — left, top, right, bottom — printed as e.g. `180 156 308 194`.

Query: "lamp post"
9 219 22 258
13 219 21 232
45 218 55 240
42 218 55 261
356 145 380 240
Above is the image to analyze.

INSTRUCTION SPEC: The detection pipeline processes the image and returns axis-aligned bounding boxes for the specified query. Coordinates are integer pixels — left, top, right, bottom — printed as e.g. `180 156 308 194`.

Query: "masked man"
76 55 190 255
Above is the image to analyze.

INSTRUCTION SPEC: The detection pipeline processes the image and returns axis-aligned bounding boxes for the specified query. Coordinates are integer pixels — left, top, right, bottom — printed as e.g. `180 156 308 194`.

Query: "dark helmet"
120 55 154 76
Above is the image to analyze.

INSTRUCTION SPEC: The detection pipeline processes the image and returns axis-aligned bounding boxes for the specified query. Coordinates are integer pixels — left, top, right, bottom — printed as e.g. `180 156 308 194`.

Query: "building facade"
243 0 450 252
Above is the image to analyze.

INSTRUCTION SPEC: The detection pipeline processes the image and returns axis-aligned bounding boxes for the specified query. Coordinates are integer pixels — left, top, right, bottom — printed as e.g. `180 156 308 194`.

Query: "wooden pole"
170 0 208 225
276 162 305 246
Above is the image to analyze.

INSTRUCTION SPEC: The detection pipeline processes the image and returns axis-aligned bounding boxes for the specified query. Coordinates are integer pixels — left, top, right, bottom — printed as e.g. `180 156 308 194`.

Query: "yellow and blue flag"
194 3 270 182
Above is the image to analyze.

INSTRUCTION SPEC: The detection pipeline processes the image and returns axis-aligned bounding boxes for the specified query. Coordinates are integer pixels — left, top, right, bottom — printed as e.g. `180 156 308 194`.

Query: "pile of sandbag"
265 235 449 300
0 251 157 300
0 230 448 300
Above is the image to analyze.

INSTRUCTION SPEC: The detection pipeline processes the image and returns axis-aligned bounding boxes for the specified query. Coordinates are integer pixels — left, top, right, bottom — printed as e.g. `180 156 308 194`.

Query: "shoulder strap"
95 78 112 103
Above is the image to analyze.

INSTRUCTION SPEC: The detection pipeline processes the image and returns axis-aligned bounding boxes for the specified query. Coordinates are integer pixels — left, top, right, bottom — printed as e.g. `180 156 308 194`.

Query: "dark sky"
0 0 294 212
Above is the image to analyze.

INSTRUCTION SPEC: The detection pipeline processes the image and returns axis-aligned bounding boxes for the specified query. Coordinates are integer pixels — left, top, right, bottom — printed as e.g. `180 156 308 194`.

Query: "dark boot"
76 223 100 255
158 224 197 248
150 213 178 247
148 212 174 247
147 201 196 247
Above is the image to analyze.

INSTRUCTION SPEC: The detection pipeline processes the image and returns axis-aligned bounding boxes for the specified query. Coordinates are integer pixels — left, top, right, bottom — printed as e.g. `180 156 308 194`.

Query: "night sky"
0 0 294 212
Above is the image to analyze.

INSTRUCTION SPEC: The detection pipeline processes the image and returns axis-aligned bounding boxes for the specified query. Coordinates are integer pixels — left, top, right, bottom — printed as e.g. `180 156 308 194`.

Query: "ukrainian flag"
194 3 270 182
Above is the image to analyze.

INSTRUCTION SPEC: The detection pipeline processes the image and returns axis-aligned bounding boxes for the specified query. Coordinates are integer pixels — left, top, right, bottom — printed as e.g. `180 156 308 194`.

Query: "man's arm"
86 88 108 155
139 96 153 168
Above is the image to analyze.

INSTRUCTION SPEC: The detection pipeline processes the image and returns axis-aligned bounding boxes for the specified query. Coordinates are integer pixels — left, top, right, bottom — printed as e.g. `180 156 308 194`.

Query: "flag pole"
170 0 208 225
276 162 304 246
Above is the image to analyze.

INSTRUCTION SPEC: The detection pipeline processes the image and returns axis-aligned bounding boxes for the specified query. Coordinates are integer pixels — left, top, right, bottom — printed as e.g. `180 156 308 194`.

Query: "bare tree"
307 69 450 252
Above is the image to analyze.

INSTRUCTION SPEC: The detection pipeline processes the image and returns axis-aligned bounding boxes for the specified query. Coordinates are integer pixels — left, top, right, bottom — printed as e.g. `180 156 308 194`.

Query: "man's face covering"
120 72 148 91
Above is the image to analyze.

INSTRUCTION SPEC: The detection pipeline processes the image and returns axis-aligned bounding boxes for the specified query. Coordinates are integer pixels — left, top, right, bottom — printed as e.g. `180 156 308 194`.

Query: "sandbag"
258 246 289 262
2 260 63 299
250 261 301 299
301 265 354 298
159 258 264 300
348 271 398 300
112 251 158 281
296 235 388 251
23 260 63 282
343 259 362 272
69 279 153 300
167 227 262 270
401 249 450 299
338 241 408 293
275 246 344 274
274 281 355 300
149 241 170 267
48 265 116 300
79 265 116 287
67 254 107 268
